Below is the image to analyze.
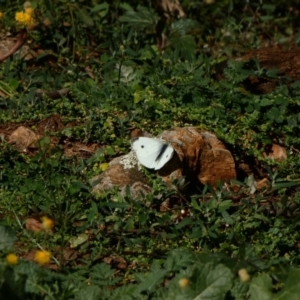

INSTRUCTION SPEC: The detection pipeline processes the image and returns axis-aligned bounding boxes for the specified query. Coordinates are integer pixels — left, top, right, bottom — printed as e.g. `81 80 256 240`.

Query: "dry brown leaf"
0 28 27 62
264 144 287 161
159 0 186 18
25 218 43 232
256 178 271 190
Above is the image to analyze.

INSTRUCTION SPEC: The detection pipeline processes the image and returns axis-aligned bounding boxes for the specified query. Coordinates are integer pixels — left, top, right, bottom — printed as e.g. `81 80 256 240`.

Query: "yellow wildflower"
15 10 34 26
41 216 54 230
178 278 189 288
0 12 3 20
6 253 18 265
238 268 251 282
100 163 109 171
25 7 34 16
34 250 51 265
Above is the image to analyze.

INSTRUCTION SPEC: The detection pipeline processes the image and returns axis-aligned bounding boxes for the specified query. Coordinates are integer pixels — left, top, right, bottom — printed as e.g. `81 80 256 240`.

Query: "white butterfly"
131 137 174 170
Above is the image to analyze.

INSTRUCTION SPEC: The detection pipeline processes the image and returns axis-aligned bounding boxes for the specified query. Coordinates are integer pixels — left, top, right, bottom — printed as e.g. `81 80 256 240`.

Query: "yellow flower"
15 11 34 26
6 253 18 265
41 216 54 230
178 278 189 288
34 250 51 265
0 12 4 20
25 7 34 16
238 268 251 282
100 163 109 171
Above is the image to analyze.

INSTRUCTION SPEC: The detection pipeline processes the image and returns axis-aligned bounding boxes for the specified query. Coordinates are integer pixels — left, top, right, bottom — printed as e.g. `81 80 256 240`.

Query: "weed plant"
1 0 300 299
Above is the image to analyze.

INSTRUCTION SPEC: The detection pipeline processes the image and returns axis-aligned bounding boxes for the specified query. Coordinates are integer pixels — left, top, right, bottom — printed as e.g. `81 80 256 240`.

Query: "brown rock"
92 127 236 197
92 153 152 197
239 47 300 93
159 128 236 186
8 126 40 151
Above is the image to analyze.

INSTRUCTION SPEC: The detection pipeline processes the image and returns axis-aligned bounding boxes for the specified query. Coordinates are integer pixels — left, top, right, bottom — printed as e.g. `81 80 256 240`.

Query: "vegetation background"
1 0 300 299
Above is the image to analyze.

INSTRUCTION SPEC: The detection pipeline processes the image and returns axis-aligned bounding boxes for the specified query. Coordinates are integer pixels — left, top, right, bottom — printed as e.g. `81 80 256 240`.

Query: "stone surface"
92 127 236 197
92 153 152 198
158 128 236 186
8 126 40 151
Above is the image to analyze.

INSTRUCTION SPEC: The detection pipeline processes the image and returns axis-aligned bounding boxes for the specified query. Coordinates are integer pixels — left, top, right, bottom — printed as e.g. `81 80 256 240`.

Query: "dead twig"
35 88 70 99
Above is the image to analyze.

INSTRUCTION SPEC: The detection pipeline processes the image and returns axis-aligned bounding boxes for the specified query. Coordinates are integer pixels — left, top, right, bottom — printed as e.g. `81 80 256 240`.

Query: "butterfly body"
131 137 174 170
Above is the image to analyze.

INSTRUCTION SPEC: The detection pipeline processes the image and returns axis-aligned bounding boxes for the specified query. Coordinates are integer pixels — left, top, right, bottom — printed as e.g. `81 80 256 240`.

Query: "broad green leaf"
266 68 279 78
119 5 158 29
0 226 16 251
8 78 19 90
249 273 273 300
230 280 249 300
192 263 233 300
156 263 229 299
90 3 109 13
119 3 134 11
175 217 193 229
171 18 200 35
267 106 280 120
76 286 102 300
221 210 233 225
260 98 273 106
169 35 196 54
134 262 167 295
274 267 300 300
70 233 88 248
218 200 233 211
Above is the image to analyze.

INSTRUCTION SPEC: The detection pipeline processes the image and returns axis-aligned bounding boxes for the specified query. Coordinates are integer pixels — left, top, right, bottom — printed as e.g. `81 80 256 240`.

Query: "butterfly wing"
131 137 174 170
153 143 174 170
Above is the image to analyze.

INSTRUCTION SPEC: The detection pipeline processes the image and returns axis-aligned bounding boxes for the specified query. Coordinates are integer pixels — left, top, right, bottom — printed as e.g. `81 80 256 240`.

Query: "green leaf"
119 3 134 11
0 226 16 251
259 15 274 22
249 273 273 300
69 233 88 248
164 249 196 271
273 181 299 189
8 78 19 90
260 98 273 106
266 68 279 78
274 267 300 300
134 262 167 295
119 6 158 29
218 200 233 211
169 35 196 54
168 262 233 300
90 3 109 13
267 106 280 120
171 18 200 35
175 217 193 229
106 146 115 155
221 210 234 225
253 213 270 223
76 7 94 26
76 286 102 300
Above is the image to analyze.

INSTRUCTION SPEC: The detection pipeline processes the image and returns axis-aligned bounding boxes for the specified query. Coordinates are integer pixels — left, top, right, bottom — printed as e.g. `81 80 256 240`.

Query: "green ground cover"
1 1 300 299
